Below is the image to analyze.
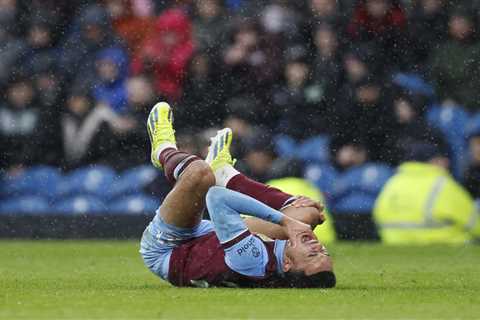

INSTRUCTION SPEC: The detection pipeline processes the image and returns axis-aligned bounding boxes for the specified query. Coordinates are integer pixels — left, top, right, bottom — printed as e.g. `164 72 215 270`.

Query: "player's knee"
188 161 215 190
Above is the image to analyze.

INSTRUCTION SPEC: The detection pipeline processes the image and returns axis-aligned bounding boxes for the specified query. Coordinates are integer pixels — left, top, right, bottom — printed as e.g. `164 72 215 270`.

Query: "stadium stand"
1 0 480 241
0 195 50 215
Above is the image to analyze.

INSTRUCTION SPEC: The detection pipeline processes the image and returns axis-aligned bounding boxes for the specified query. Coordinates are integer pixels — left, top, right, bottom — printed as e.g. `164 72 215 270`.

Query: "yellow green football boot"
205 128 236 171
147 102 176 169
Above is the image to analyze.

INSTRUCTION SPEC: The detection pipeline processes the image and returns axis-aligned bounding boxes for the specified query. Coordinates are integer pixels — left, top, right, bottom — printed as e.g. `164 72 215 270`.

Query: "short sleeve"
222 232 269 277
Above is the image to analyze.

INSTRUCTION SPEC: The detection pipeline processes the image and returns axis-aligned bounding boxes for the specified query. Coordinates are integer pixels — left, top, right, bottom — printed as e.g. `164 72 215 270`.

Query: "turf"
1 241 479 319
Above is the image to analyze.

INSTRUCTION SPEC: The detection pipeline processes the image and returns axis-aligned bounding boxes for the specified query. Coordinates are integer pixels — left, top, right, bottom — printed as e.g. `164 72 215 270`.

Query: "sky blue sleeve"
223 234 268 277
205 186 285 243
205 186 284 277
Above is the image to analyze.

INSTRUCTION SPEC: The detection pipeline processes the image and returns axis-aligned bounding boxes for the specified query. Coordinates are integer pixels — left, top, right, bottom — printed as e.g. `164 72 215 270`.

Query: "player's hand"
292 196 323 211
291 196 326 224
281 216 316 247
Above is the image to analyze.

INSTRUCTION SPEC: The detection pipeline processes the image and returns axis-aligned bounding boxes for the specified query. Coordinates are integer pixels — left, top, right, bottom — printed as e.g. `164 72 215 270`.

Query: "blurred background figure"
222 19 282 100
330 139 368 172
310 23 342 108
131 7 194 101
0 73 47 171
175 51 223 131
308 0 343 26
374 142 480 244
192 0 228 53
333 76 394 162
271 46 322 139
409 0 448 69
235 130 277 182
61 89 115 169
59 4 122 91
105 0 155 54
92 46 130 114
428 6 480 111
386 89 446 165
0 0 26 89
346 0 409 72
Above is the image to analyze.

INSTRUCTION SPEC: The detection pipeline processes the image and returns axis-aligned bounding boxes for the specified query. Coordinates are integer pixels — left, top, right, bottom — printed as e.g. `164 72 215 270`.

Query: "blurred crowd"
1 0 480 203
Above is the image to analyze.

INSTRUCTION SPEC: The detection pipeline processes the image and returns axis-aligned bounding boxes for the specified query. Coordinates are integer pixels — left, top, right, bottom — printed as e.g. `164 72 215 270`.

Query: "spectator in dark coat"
409 0 449 68
18 0 77 37
222 19 282 99
20 10 63 112
208 95 283 168
0 75 49 169
111 76 153 169
26 54 64 166
311 23 342 107
192 0 229 53
428 8 480 111
331 44 375 134
333 76 394 162
28 54 62 112
61 88 136 170
222 95 262 159
16 12 64 166
21 10 58 76
176 52 224 132
61 90 113 169
0 3 26 89
235 130 277 183
58 4 121 89
385 90 447 165
271 47 326 139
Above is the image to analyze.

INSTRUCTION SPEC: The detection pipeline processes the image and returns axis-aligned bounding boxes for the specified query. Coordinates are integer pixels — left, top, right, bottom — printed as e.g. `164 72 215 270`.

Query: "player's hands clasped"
291 196 326 225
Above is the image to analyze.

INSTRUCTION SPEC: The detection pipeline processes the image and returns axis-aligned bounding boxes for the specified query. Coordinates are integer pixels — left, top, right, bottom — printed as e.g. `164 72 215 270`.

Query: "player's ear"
283 256 292 273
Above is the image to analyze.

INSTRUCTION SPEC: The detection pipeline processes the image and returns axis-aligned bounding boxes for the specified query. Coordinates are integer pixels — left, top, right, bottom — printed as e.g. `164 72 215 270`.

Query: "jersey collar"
274 240 287 275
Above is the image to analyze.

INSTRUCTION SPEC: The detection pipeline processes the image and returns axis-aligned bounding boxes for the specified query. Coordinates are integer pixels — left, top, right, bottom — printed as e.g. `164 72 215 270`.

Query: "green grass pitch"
1 241 479 319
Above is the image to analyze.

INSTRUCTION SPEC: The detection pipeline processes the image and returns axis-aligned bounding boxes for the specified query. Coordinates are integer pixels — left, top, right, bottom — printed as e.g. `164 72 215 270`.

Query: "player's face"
286 233 333 276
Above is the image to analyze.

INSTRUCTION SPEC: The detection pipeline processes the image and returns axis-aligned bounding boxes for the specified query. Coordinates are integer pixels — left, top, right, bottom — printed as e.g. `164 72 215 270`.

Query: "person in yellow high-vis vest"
267 177 336 243
373 143 480 244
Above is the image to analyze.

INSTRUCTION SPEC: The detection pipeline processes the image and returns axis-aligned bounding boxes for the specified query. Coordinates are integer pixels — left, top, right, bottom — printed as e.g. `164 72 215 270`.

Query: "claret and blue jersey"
140 187 288 287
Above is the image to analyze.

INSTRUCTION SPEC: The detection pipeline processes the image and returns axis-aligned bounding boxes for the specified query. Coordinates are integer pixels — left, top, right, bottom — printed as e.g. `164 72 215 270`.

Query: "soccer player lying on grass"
140 102 335 288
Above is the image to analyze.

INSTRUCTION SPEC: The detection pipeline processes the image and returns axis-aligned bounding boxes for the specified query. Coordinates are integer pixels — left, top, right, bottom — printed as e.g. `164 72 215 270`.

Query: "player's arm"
221 170 325 239
245 197 325 240
205 186 312 277
206 186 313 244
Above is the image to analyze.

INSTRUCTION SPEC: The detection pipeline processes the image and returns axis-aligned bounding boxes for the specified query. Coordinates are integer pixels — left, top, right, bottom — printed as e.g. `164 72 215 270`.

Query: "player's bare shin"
160 160 215 228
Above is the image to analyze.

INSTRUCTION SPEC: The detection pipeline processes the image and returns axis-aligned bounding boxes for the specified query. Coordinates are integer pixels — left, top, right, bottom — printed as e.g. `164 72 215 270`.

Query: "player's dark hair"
283 271 336 289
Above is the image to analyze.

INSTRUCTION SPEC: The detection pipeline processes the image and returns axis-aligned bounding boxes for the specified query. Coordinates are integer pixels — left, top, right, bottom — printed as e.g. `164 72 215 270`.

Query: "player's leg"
205 128 295 210
148 102 214 228
160 159 214 228
205 128 323 238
